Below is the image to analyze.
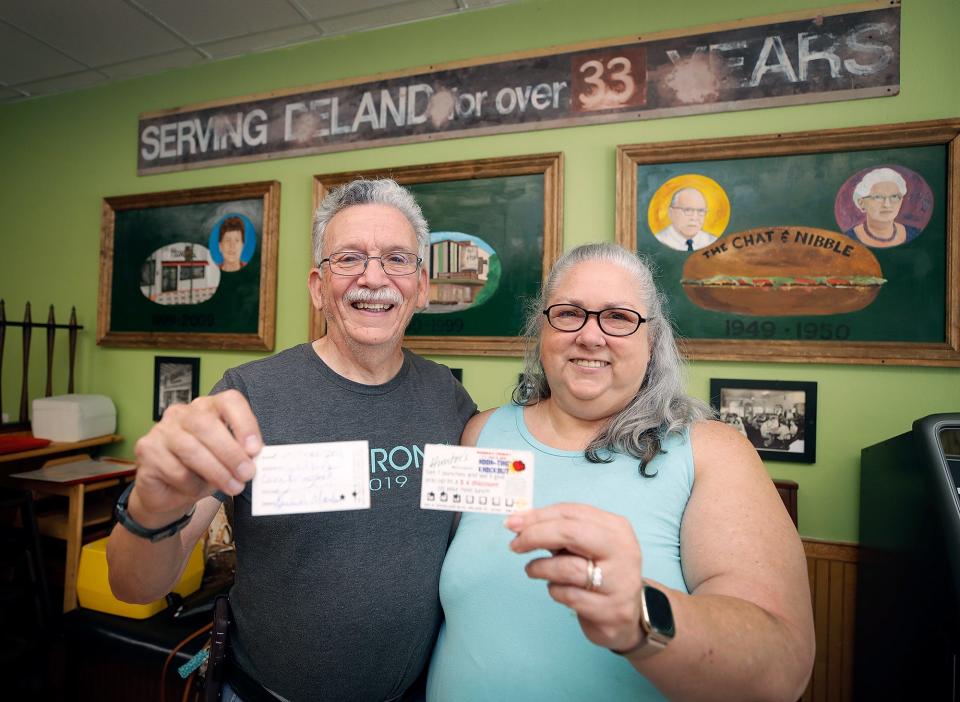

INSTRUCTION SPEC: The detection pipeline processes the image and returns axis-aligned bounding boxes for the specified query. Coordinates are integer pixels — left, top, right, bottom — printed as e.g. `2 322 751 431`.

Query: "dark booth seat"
63 605 211 702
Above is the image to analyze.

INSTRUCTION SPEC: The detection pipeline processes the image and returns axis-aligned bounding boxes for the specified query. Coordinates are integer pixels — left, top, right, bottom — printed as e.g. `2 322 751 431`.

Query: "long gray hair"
514 243 713 476
312 178 430 265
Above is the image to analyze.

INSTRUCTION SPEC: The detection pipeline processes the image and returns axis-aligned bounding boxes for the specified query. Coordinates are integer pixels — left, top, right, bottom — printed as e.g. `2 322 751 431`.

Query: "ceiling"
0 0 512 105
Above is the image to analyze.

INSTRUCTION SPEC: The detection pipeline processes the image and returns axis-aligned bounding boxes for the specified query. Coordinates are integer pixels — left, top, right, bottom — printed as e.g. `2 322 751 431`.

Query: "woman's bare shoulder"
461 407 501 446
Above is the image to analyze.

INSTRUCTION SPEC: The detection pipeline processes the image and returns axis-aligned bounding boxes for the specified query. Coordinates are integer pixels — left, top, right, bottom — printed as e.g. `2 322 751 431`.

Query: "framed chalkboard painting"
98 181 280 350
616 119 960 367
310 154 563 356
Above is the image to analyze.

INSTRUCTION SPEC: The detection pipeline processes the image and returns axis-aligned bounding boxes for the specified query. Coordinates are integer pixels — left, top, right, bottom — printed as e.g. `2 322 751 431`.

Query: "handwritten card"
420 444 534 516
252 441 370 516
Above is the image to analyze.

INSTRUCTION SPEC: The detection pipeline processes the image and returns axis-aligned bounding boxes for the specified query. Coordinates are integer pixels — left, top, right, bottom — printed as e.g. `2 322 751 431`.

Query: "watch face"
643 585 676 638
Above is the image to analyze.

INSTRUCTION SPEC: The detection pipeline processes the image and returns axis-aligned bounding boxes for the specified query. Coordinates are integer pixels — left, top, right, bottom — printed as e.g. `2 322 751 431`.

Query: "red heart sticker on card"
510 460 526 473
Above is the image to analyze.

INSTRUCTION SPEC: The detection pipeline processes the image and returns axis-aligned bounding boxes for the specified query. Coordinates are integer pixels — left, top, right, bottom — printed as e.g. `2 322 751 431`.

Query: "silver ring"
585 558 603 591
591 563 604 591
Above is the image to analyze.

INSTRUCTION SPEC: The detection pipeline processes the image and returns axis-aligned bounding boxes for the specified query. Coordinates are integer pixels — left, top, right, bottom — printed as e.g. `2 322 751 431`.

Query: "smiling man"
655 187 717 252
106 179 477 702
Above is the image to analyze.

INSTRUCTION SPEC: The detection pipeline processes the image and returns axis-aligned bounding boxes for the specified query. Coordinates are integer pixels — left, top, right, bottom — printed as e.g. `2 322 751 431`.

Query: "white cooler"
32 394 117 442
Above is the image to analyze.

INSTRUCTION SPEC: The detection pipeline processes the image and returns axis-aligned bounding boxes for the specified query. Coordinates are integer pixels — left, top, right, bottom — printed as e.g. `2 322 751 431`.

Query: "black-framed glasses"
543 304 647 336
320 250 422 276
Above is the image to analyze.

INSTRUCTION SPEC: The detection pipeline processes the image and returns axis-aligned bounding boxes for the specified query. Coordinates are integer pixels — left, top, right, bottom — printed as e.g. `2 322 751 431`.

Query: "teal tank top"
427 404 694 702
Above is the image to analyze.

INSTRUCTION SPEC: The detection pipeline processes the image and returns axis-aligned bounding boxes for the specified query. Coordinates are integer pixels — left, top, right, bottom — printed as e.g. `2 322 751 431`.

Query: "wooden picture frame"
153 356 200 421
310 153 563 356
98 181 280 350
710 378 817 464
617 119 960 366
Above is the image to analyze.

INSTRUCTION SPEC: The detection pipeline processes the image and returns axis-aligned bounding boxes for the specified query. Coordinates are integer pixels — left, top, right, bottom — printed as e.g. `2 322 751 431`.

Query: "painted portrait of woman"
835 166 933 248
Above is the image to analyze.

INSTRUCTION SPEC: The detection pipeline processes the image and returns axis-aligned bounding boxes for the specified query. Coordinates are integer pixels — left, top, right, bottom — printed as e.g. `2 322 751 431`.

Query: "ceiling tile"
100 49 206 80
0 0 517 104
0 0 187 67
136 0 306 44
16 70 108 99
201 24 321 59
317 0 460 35
297 0 407 20
0 21 86 85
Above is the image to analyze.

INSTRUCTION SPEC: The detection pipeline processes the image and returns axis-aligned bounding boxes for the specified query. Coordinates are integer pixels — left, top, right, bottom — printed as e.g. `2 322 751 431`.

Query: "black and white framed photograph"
153 356 200 421
710 379 817 463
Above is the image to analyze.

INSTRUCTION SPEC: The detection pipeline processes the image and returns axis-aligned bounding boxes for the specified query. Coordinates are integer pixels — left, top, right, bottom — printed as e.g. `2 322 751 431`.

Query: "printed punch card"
420 444 534 516
252 441 370 516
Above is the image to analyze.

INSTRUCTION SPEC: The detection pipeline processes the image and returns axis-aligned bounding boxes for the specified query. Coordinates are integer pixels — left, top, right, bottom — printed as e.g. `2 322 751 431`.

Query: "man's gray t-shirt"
213 344 476 702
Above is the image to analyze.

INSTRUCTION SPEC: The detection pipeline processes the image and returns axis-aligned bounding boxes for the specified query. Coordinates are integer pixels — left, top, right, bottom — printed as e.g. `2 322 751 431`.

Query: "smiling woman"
427 242 815 702
537 261 652 427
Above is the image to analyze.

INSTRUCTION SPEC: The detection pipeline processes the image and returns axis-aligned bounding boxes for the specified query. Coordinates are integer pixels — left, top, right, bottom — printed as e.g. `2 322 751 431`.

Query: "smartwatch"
614 584 676 657
115 481 196 542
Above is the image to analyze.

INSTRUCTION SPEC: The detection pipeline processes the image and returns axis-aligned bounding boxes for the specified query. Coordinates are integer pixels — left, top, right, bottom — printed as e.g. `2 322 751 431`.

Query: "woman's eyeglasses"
543 304 647 336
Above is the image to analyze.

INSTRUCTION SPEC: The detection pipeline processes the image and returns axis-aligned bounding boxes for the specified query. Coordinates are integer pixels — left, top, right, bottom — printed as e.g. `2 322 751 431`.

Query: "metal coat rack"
0 300 82 428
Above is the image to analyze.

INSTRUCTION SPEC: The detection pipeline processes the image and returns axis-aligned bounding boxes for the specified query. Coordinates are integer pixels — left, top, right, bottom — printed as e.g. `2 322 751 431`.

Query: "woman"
427 243 814 701
845 167 918 248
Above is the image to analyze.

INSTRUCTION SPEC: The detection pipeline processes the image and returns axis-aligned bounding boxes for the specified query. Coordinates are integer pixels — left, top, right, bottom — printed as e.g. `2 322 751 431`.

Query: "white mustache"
343 287 404 306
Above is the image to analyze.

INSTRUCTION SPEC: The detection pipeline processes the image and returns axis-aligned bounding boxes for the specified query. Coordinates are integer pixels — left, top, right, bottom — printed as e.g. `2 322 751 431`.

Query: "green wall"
1 0 957 543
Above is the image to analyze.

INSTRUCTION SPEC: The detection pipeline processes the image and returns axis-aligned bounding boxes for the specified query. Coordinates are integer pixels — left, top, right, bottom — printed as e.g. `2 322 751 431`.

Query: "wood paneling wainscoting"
801 538 859 702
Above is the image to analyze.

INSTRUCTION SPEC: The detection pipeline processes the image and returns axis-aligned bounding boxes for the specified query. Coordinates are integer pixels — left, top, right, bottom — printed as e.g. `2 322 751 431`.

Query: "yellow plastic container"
77 536 205 618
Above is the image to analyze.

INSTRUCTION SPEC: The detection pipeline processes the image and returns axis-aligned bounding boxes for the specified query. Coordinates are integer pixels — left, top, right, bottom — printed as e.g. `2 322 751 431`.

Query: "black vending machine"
856 413 960 701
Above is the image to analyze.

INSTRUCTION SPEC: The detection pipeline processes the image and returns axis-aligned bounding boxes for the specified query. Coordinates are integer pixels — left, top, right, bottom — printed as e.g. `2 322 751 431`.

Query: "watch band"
611 632 667 658
612 584 675 658
115 481 196 543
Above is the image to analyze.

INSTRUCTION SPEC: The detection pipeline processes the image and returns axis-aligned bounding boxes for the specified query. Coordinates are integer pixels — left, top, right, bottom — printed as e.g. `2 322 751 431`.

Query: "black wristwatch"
613 584 676 657
115 481 196 542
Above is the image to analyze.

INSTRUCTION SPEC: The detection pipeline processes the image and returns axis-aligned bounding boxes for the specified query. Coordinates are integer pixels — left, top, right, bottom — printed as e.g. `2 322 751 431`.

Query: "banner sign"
138 1 900 175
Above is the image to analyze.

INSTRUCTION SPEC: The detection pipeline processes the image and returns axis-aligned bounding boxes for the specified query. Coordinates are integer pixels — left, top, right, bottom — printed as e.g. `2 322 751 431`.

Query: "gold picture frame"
98 181 280 350
310 153 563 356
617 119 960 367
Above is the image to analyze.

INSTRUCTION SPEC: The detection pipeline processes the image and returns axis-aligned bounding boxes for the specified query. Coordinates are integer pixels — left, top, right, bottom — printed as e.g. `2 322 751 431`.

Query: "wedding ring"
591 563 604 591
585 558 603 591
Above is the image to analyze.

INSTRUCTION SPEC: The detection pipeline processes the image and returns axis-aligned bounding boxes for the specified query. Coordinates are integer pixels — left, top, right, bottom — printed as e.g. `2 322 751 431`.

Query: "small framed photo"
153 356 200 421
709 379 817 463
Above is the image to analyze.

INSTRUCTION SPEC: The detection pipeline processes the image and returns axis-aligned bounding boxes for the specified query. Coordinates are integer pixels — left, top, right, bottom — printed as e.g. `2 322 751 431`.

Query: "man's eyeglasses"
670 206 707 217
860 194 903 204
320 251 422 276
543 304 647 337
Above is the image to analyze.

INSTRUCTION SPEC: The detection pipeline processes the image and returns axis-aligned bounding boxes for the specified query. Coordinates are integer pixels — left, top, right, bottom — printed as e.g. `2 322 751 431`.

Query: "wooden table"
11 455 136 612
0 432 123 473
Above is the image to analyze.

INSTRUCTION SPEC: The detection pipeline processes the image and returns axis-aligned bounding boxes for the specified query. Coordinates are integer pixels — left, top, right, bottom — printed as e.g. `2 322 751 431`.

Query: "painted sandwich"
680 226 886 316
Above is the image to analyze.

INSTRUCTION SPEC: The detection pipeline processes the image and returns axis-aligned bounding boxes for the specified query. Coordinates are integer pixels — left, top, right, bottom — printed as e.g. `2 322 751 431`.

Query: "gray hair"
853 167 907 203
669 186 706 207
514 243 713 476
312 178 429 265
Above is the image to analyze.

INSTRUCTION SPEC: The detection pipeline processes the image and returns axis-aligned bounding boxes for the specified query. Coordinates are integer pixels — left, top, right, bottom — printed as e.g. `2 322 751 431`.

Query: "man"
107 179 477 702
218 216 246 272
655 187 717 252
